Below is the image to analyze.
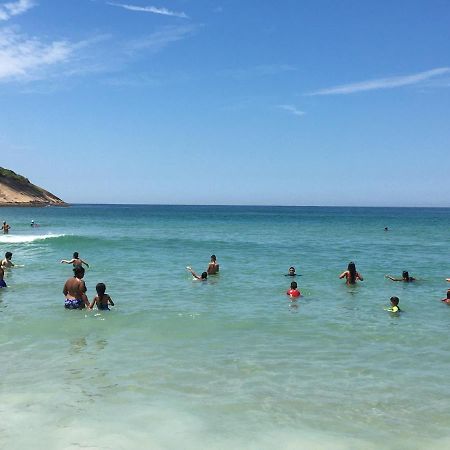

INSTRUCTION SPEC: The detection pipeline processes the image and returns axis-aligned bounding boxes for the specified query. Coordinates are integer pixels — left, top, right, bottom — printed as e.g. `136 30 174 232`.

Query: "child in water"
286 281 301 299
441 290 450 305
90 283 115 310
385 296 401 313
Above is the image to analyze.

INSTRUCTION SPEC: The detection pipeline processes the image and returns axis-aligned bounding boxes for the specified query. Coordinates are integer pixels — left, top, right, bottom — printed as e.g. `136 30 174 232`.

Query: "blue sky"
1 0 449 206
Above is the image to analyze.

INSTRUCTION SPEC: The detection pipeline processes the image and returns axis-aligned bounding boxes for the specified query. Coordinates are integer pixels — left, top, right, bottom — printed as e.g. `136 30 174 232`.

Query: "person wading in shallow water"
63 266 90 309
339 262 364 285
207 254 220 275
1 221 10 234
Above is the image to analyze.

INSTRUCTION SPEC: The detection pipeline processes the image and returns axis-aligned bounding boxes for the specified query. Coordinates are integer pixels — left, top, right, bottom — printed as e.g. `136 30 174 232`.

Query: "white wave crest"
0 233 65 244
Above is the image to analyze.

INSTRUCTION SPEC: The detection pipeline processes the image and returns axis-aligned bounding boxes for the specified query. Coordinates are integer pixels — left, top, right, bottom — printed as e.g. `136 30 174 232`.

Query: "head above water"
73 252 79 259
290 281 298 289
402 271 410 280
210 255 216 262
447 290 450 300
5 252 12 259
96 282 106 296
390 296 400 306
288 266 296 274
73 266 85 278
201 272 208 279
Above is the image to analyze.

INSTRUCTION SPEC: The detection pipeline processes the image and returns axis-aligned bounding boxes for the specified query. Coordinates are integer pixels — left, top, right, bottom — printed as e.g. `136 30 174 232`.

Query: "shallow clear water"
1 205 449 449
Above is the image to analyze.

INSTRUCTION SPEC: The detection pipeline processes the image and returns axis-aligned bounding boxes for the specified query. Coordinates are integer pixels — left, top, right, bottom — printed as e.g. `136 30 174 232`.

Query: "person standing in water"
63 266 89 309
90 283 115 310
339 262 363 285
1 252 14 269
61 252 89 269
1 221 10 234
207 254 220 275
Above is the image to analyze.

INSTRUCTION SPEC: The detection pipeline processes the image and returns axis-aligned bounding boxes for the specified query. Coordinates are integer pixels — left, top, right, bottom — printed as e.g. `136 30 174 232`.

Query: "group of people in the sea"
1 219 450 311
60 252 114 310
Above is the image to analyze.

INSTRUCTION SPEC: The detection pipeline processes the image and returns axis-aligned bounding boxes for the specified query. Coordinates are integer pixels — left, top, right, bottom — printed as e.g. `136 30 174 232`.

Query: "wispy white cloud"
0 0 35 21
307 67 450 96
221 64 296 81
125 24 197 55
107 2 188 19
277 104 305 117
0 27 74 81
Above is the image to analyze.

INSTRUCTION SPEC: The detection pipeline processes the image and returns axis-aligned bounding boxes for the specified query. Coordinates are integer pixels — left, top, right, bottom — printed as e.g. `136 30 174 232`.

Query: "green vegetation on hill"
0 167 30 183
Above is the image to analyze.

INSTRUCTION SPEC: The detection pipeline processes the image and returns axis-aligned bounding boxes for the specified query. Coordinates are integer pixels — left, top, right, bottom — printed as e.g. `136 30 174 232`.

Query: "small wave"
0 233 66 244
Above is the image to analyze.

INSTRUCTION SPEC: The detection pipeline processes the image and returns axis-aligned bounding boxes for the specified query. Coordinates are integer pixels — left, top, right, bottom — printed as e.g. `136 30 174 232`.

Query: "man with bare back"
63 266 89 309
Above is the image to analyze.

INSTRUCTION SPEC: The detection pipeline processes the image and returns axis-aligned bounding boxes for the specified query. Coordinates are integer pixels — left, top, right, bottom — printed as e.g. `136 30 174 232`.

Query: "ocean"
1 205 449 449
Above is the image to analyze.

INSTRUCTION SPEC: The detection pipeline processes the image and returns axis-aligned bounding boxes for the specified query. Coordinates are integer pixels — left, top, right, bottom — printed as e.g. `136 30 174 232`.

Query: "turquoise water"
1 205 449 449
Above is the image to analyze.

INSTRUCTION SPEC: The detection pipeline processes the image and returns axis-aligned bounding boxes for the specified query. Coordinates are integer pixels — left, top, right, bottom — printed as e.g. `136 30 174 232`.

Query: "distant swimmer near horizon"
186 266 208 281
339 262 363 285
385 271 416 282
61 252 89 269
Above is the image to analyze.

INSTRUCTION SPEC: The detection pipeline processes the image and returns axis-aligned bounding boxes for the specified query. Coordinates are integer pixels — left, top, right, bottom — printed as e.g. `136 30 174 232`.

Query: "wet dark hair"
210 255 216 261
5 252 12 259
201 272 208 279
73 252 79 259
73 266 85 278
96 283 106 299
290 281 297 289
390 296 399 306
402 271 409 280
347 262 357 284
447 290 450 300
289 266 295 272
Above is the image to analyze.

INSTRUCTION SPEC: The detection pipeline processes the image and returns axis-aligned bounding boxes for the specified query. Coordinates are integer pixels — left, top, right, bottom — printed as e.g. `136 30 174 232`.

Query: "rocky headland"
0 167 66 207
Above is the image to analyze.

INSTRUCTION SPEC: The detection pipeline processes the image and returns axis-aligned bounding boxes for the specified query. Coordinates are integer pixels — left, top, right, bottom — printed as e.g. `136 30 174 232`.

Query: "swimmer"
90 283 114 310
1 252 14 269
186 266 208 281
385 296 401 313
207 254 220 275
286 281 301 299
30 220 38 227
385 271 415 282
441 290 450 304
63 266 89 309
447 278 450 282
1 221 10 234
61 252 89 269
285 266 297 277
339 262 363 285
384 227 389 231
0 266 6 288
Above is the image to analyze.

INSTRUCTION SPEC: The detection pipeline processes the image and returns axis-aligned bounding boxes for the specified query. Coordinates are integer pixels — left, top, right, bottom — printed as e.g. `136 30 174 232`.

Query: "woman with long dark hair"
339 262 363 285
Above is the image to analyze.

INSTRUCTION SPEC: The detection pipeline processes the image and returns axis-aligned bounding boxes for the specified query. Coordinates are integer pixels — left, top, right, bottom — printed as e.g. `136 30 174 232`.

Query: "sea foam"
0 233 65 244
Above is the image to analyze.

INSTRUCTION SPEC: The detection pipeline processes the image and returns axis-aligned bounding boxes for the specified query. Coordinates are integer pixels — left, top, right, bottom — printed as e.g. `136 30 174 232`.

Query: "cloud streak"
125 25 197 55
0 0 35 21
277 104 305 117
0 28 75 81
107 2 188 19
307 67 450 95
